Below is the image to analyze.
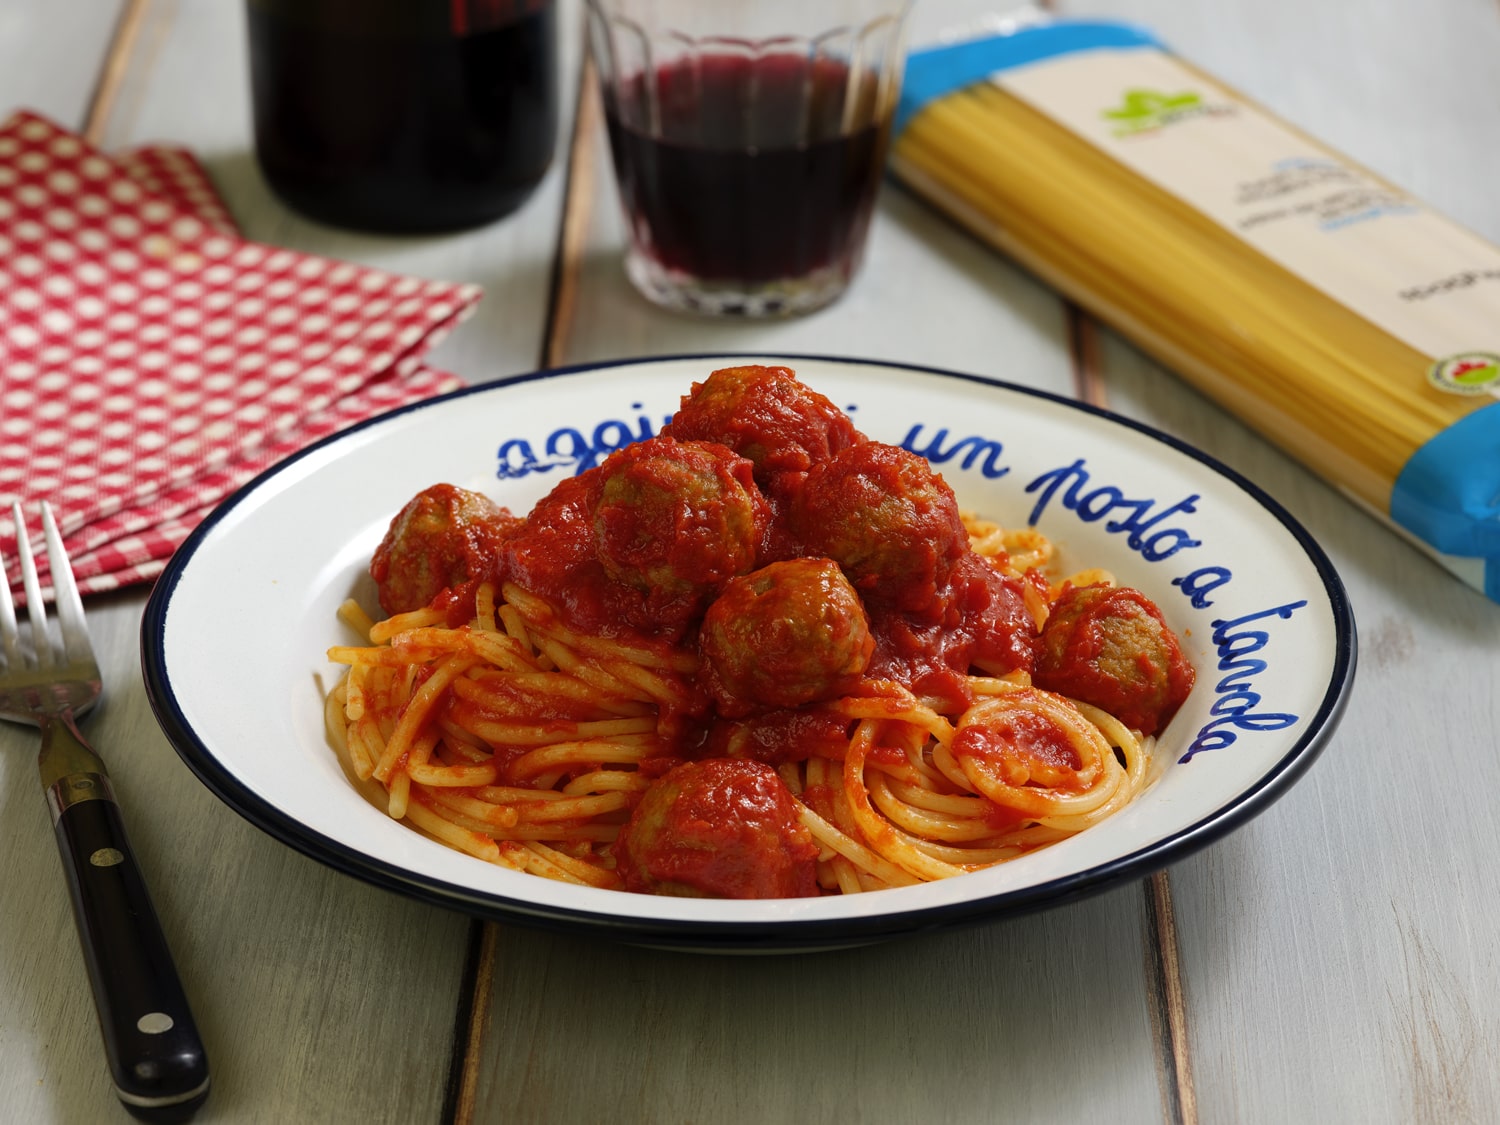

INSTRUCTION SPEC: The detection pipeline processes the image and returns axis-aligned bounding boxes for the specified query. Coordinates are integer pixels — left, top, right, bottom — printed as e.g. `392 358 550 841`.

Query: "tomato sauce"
861 554 1035 711
952 706 1085 791
367 367 1197 898
484 391 1045 757
704 709 852 766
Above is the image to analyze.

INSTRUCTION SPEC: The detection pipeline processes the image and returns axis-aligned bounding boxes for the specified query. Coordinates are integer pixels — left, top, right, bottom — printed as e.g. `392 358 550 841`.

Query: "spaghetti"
325 365 1192 898
890 19 1500 600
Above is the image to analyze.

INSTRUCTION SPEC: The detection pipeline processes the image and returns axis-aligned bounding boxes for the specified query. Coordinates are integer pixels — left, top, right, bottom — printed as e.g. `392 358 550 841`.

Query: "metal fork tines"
2 501 211 1122
0 501 102 733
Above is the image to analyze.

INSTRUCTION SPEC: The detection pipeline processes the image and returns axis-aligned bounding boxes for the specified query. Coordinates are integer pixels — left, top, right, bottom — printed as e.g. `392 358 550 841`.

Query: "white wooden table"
3 1 1498 1122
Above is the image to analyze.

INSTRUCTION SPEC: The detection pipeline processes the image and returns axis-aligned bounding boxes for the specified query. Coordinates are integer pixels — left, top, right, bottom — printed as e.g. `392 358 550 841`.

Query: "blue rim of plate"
140 353 1357 952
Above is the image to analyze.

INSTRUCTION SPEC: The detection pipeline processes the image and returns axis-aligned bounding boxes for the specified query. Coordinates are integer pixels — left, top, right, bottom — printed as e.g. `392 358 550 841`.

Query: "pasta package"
890 18 1500 602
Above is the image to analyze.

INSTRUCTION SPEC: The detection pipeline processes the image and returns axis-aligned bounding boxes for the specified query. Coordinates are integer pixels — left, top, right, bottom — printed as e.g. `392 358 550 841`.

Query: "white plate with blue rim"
141 355 1356 953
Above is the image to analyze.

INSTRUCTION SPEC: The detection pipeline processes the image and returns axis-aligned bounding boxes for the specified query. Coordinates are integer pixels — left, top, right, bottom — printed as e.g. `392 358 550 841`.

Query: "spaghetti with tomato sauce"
325 366 1194 898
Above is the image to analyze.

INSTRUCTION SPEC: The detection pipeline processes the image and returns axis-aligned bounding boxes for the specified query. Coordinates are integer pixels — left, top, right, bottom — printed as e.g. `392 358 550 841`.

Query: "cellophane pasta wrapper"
890 17 1500 603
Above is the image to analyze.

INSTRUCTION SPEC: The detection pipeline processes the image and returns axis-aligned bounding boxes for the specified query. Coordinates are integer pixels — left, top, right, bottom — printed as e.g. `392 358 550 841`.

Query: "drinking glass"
585 0 912 317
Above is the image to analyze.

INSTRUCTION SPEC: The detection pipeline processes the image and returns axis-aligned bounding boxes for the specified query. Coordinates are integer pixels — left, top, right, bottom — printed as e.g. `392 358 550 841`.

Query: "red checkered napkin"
0 110 476 598
52 364 465 595
116 145 239 236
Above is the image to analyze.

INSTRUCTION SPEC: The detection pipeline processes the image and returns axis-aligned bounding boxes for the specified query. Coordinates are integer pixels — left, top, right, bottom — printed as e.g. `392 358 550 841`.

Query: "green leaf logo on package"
1103 88 1226 136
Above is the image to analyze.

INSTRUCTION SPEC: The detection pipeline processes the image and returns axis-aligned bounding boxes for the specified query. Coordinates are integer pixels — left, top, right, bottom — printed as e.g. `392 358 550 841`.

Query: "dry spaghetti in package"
890 18 1500 602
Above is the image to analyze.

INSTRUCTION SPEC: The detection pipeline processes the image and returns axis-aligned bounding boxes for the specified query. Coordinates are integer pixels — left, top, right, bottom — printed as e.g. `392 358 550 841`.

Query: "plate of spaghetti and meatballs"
142 356 1355 951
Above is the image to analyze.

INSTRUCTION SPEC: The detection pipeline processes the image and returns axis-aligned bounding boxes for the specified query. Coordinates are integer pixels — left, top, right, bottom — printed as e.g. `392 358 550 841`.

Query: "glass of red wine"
585 0 912 317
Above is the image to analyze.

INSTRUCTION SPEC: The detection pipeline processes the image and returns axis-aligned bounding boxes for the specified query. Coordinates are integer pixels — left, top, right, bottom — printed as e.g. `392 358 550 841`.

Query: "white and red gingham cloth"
0 110 479 600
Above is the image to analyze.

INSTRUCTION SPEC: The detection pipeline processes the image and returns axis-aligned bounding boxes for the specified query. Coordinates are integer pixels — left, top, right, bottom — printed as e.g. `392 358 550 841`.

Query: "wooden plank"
460 5 1169 1124
1053 2 1500 1121
104 1 586 1120
450 30 604 1125
91 0 587 1118
0 4 571 1124
470 893 1164 1125
0 7 149 1123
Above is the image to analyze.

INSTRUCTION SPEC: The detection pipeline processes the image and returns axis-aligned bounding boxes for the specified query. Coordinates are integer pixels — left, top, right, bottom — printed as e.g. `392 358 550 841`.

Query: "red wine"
247 0 557 233
602 54 891 289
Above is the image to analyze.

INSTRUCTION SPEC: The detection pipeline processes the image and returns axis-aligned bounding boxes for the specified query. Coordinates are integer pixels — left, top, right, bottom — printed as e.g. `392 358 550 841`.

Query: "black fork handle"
48 762 211 1122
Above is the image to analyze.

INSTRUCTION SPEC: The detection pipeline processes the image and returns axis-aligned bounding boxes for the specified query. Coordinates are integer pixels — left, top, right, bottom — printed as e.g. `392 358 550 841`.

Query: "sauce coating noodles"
326 367 1192 898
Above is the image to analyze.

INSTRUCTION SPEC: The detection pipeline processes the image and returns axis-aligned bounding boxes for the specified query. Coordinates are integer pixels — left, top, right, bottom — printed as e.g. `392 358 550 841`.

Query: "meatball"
589 435 768 602
612 758 820 898
370 483 520 616
1032 584 1196 736
667 365 863 496
791 443 968 613
700 558 874 714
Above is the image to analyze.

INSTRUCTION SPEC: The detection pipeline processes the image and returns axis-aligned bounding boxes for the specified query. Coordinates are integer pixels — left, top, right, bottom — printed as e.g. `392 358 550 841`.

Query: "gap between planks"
82 0 151 144
1036 5 1194 1113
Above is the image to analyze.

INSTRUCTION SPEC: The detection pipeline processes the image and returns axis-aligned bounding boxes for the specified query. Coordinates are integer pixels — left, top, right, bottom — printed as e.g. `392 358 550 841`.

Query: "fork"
2 501 210 1123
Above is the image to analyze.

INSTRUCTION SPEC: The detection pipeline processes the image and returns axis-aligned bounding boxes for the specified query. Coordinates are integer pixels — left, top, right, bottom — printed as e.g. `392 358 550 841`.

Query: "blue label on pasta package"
1390 400 1500 561
896 20 1163 134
